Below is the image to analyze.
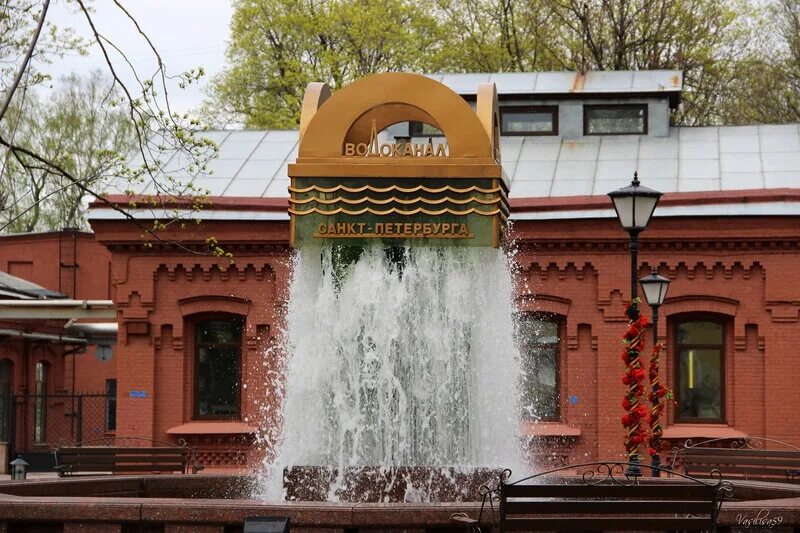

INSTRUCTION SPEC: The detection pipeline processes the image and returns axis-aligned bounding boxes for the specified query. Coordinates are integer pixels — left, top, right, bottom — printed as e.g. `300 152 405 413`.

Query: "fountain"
266 245 522 501
259 72 524 502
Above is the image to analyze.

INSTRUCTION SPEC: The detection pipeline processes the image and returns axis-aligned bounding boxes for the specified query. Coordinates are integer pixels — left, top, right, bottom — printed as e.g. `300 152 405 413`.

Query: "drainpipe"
0 329 88 344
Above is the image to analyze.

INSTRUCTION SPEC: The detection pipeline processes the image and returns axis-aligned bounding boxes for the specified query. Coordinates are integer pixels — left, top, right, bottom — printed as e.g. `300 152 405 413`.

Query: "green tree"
434 0 565 72
1 0 220 252
1 71 135 232
211 0 771 128
441 0 762 126
718 0 800 124
207 0 447 129
563 0 760 126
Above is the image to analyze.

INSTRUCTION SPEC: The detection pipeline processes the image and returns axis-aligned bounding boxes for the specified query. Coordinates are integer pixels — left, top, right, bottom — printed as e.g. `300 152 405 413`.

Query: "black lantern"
640 268 671 309
608 172 663 233
607 173 663 316
10 456 28 480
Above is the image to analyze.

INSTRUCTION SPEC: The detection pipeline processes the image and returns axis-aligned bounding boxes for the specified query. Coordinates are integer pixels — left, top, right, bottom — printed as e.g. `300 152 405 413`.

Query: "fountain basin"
284 466 501 502
0 475 487 531
3 474 800 532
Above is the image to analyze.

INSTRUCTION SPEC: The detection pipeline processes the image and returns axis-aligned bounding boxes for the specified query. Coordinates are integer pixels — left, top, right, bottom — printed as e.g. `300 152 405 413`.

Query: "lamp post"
10 456 28 480
640 268 671 476
608 173 662 477
608 172 663 319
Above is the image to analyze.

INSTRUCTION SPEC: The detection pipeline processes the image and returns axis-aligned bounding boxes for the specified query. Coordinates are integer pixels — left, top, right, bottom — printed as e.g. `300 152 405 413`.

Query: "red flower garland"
647 342 673 460
621 300 650 464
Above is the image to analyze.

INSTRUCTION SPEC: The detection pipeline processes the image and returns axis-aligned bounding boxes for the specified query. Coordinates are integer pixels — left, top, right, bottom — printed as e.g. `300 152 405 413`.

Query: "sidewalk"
0 472 59 481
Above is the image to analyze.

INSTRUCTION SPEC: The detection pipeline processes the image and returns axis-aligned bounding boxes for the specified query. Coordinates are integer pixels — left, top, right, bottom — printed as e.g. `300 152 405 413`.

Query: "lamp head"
608 172 663 232
639 268 671 307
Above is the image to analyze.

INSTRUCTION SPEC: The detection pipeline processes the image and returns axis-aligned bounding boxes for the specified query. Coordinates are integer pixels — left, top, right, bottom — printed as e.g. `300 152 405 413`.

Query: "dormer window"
500 106 558 136
409 122 444 137
584 104 648 135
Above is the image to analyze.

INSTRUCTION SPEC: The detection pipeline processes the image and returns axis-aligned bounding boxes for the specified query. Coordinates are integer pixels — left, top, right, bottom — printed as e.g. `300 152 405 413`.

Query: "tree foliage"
0 0 224 253
718 0 800 124
208 0 447 128
209 0 788 128
1 0 85 98
1 72 134 232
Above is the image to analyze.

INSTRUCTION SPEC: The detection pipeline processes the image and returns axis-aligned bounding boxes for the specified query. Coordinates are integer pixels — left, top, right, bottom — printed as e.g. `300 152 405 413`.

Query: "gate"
5 393 115 471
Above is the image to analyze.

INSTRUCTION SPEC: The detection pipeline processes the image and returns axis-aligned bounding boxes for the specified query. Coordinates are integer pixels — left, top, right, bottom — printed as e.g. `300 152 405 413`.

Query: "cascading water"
260 244 524 501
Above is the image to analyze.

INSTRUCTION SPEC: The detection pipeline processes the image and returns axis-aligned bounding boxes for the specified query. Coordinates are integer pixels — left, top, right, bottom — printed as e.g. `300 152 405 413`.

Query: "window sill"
166 421 258 435
521 421 581 437
662 424 747 440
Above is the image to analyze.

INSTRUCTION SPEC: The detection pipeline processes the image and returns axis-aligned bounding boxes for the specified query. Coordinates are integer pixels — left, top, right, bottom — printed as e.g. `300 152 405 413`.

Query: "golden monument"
288 72 509 247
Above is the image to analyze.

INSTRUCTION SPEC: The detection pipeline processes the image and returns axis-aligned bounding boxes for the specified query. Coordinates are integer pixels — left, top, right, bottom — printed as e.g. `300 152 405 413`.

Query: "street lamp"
640 269 671 329
10 456 28 480
608 172 663 320
609 173 662 477
640 268 671 476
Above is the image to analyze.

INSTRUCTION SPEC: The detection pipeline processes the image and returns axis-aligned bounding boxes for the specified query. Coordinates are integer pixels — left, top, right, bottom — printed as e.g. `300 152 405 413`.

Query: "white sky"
44 0 234 113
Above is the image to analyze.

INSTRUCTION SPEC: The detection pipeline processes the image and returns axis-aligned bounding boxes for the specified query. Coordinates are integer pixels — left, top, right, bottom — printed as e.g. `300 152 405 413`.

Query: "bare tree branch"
0 0 50 123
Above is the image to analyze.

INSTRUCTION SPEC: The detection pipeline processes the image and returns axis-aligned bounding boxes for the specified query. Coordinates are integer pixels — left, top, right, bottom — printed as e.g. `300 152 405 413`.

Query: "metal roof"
106 124 800 201
0 271 65 300
427 70 683 96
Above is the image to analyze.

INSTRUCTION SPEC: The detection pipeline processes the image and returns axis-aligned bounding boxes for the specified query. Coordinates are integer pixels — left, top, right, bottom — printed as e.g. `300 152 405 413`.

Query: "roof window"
584 104 647 135
501 106 558 136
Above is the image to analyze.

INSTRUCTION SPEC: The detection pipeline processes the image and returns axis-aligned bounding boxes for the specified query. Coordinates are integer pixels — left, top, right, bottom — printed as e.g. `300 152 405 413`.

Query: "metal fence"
3 393 115 471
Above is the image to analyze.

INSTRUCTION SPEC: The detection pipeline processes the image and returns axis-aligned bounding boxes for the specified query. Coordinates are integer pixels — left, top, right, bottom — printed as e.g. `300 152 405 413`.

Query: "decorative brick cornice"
662 294 739 317
515 239 799 254
516 293 571 316
155 262 277 282
766 303 800 323
641 261 764 281
106 242 290 255
520 261 596 281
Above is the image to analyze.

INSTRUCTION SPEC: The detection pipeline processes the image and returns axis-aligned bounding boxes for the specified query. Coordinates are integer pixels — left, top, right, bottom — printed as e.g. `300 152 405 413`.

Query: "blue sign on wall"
129 390 147 398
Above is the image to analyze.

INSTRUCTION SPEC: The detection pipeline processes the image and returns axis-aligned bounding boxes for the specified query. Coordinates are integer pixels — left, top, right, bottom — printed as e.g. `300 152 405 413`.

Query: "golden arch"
298 72 500 161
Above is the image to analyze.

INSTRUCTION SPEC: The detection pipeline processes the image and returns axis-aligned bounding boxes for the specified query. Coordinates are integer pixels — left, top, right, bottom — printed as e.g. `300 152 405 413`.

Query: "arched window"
34 361 49 444
193 316 243 419
515 313 562 421
0 359 13 442
675 319 725 422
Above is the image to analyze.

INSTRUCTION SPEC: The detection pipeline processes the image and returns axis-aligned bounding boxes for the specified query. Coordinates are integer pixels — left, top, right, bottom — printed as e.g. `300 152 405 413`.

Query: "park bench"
52 437 202 477
451 461 732 532
672 437 800 484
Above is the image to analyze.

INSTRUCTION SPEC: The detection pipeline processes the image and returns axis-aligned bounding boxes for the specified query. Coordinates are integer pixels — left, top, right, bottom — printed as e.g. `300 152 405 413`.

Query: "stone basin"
283 466 501 502
2 473 800 532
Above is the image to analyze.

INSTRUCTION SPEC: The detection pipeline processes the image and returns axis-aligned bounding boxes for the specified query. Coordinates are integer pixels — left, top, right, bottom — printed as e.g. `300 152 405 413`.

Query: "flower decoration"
647 341 674 461
621 299 650 466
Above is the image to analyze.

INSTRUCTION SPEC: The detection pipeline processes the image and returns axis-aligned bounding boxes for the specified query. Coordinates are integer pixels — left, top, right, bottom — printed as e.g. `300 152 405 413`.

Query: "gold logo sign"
314 222 472 239
343 121 448 158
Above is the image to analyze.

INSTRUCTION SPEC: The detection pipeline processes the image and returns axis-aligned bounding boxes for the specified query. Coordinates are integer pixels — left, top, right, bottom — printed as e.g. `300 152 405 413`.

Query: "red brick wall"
513 215 800 462
90 214 800 469
0 231 114 397
92 220 290 465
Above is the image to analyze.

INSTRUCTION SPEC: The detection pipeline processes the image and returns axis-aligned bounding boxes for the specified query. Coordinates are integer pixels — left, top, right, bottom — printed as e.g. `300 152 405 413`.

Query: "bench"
672 437 800 484
53 437 202 477
452 462 732 532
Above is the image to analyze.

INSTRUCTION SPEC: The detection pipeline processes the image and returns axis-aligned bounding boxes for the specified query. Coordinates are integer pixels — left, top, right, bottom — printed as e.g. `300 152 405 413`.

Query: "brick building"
0 231 115 470
6 70 799 471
